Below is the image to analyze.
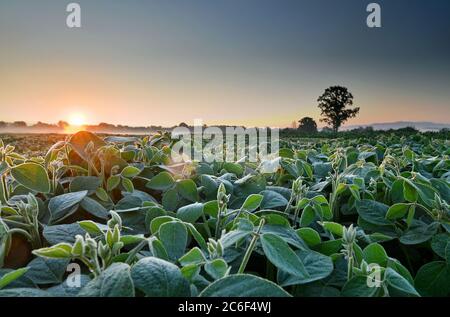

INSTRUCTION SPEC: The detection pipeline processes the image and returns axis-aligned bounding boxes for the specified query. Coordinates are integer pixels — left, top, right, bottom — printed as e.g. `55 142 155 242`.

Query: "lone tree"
298 117 318 133
318 86 360 132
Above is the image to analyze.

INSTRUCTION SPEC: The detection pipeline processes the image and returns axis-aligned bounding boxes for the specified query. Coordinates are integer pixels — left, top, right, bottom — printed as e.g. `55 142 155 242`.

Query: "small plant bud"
343 224 357 244
359 260 369 274
111 166 120 176
5 145 15 154
112 225 121 244
207 243 216 256
85 236 98 258
111 241 124 254
106 229 114 248
108 210 122 230
217 183 227 199
97 241 111 260
216 240 223 257
71 235 85 257
292 178 302 194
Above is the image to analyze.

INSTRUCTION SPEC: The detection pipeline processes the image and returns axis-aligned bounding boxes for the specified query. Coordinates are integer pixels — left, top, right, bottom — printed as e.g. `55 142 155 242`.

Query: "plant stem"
79 256 101 278
347 256 354 280
237 218 265 274
201 214 212 238
0 175 9 204
8 228 33 242
215 206 225 239
125 240 148 264
292 204 302 228
2 219 31 230
284 195 294 213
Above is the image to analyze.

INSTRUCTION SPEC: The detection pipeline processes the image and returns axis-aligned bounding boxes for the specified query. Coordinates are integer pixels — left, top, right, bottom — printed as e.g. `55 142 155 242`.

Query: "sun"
68 113 86 126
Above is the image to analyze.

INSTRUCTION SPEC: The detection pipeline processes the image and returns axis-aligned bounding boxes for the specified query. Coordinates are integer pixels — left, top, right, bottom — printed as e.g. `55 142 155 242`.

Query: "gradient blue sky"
0 0 449 127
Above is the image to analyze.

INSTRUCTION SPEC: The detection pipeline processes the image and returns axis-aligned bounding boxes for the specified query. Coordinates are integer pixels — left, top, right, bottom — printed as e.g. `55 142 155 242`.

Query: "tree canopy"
298 117 318 133
318 86 360 132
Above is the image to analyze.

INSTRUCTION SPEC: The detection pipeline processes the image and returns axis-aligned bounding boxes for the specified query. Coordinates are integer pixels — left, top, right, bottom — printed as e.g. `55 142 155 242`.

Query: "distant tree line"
0 120 252 134
0 120 172 133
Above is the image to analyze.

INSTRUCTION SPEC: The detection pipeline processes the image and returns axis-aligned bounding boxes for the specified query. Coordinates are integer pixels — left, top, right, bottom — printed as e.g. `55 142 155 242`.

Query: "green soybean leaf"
11 163 50 193
77 221 106 235
277 250 333 286
363 243 388 267
386 203 411 220
121 166 141 178
121 177 134 193
176 203 203 223
385 267 419 297
68 131 106 162
341 275 379 297
387 257 414 285
260 190 288 209
79 263 134 297
149 238 169 261
0 288 50 297
431 233 450 259
159 221 188 261
403 179 418 203
177 179 199 202
146 172 175 191
261 225 308 250
241 194 264 212
400 221 440 245
69 176 101 192
130 257 190 297
95 188 110 202
219 225 253 249
107 175 121 192
43 223 87 245
180 264 201 282
320 221 343 237
296 228 321 247
80 197 109 219
223 162 244 176
390 180 405 203
162 188 179 211
184 222 208 251
32 243 73 259
150 216 175 235
260 233 309 279
205 259 229 280
199 274 291 297
414 261 450 297
299 206 316 227
356 200 392 226
24 258 70 285
200 175 219 198
179 247 206 266
48 191 88 222
0 268 29 290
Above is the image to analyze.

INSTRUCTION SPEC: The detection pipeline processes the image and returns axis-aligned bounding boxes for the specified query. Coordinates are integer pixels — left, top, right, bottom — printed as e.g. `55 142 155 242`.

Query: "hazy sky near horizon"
0 0 449 127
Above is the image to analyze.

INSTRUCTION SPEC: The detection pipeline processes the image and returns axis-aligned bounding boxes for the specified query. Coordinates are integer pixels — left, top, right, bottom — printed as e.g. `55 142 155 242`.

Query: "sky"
0 0 449 128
